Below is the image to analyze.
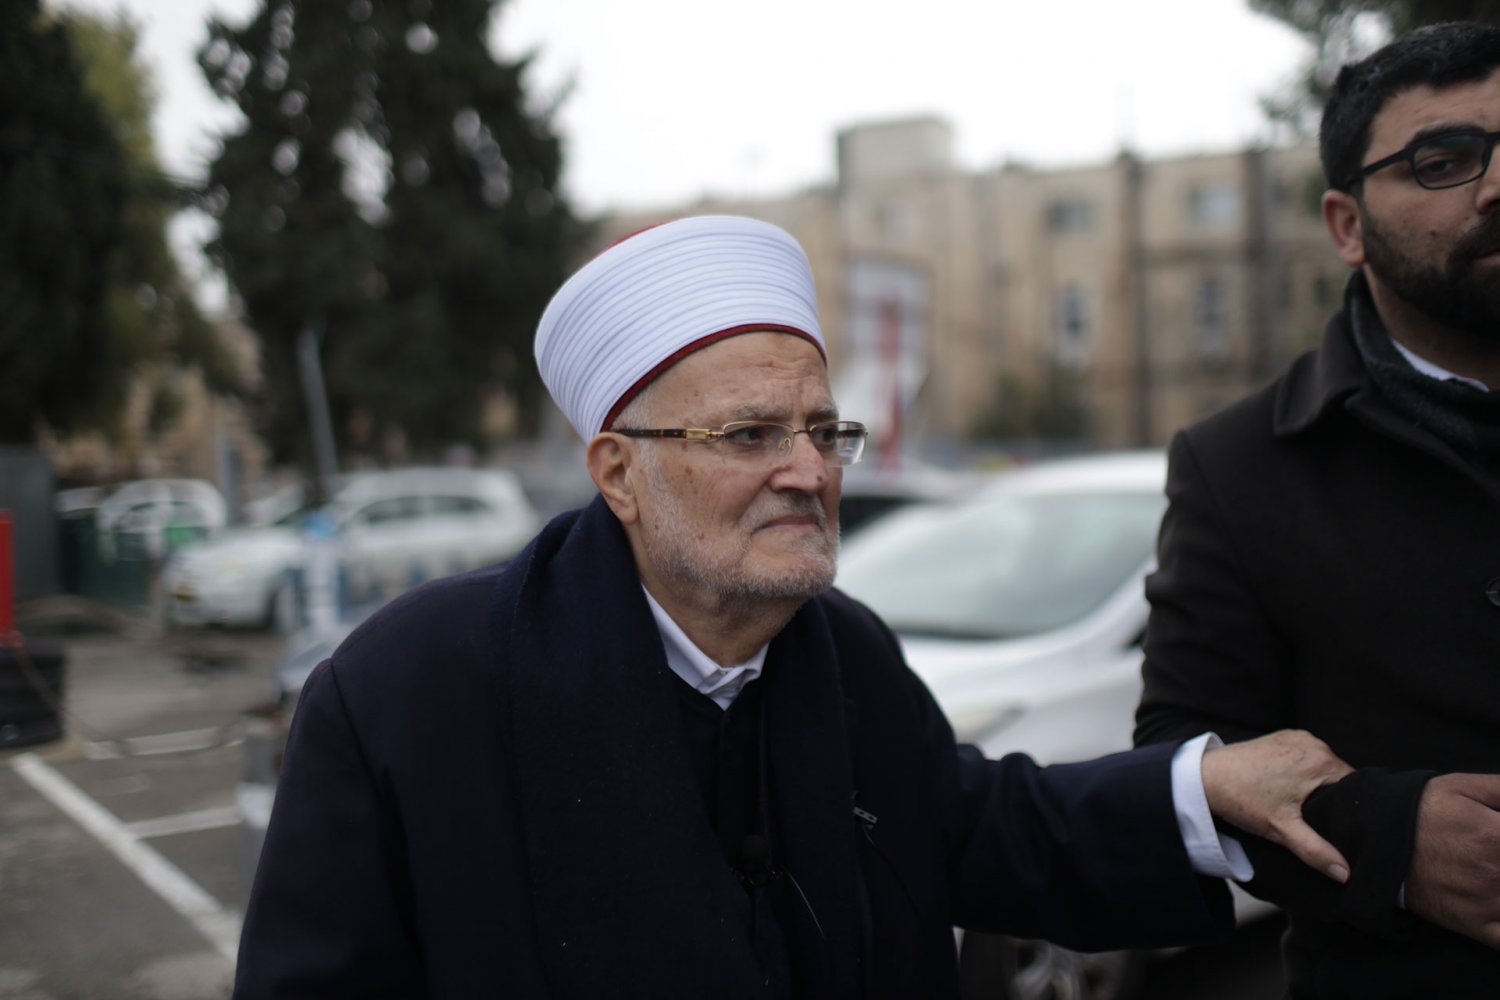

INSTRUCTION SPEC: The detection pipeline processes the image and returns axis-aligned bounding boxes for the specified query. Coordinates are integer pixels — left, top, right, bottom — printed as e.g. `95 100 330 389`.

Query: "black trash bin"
0 639 66 749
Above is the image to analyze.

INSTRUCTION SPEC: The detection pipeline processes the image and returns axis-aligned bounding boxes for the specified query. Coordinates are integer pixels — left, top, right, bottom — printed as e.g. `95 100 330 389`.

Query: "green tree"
0 0 129 443
1252 0 1500 129
0 3 241 447
971 363 1091 445
68 13 244 412
199 0 582 468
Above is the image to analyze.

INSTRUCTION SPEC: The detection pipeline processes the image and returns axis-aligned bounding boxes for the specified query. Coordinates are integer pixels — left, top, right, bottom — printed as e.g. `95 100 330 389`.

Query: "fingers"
1242 732 1349 878
1259 732 1351 881
1271 816 1351 883
1407 773 1500 947
1442 772 1500 811
1198 729 1358 883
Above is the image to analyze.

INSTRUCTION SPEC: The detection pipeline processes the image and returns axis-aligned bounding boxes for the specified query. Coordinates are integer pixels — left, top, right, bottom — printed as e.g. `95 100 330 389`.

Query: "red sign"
0 509 13 639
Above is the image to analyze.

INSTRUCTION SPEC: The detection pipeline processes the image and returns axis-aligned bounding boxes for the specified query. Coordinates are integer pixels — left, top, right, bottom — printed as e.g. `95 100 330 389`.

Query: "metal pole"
297 316 340 505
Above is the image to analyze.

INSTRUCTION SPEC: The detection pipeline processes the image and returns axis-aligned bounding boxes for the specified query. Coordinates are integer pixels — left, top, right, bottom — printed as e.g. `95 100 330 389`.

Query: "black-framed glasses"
615 420 868 467
1353 128 1500 191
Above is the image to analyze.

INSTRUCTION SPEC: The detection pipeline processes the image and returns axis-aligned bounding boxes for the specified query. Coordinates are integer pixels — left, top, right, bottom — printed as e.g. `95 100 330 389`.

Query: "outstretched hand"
1201 729 1353 883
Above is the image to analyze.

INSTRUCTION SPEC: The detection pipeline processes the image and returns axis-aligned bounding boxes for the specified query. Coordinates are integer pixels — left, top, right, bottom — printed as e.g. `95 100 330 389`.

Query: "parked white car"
836 449 1269 1000
836 458 984 539
163 467 540 629
838 450 1165 760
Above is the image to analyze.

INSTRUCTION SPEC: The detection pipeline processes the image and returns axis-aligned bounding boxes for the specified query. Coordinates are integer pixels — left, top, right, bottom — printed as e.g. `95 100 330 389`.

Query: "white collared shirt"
644 587 767 709
642 586 1249 880
1389 335 1491 391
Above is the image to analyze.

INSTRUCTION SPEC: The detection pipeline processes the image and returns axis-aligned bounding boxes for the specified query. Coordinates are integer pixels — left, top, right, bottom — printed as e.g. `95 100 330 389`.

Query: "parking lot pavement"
1 623 284 1000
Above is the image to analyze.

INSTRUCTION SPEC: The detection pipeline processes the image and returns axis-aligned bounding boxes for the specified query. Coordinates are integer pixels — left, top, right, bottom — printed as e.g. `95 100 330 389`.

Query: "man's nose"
769 431 828 490
1478 153 1500 212
1476 145 1500 212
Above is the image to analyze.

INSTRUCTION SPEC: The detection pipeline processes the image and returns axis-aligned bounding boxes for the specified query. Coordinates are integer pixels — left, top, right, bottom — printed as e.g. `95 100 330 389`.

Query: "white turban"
534 215 826 441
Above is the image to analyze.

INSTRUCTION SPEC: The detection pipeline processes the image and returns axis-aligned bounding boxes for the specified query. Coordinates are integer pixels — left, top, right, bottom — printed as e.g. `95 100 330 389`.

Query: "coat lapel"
499 499 768 998
762 600 866 998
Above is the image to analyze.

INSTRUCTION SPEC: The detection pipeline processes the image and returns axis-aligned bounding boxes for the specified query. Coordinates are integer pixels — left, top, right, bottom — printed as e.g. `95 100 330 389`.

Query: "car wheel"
958 931 1146 1000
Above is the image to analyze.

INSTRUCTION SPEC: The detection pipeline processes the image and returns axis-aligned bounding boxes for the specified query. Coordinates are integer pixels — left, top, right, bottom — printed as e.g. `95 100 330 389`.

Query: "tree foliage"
199 0 583 468
971 364 1091 444
1252 0 1500 128
68 13 245 404
0 2 240 447
0 0 129 443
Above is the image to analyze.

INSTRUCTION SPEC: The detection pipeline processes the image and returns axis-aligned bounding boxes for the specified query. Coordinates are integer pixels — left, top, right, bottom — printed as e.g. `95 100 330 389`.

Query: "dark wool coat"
1136 278 1500 998
235 496 1230 999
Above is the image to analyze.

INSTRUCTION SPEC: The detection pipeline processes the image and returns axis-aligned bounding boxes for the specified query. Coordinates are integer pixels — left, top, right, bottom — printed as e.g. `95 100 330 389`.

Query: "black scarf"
1345 272 1500 484
495 496 867 998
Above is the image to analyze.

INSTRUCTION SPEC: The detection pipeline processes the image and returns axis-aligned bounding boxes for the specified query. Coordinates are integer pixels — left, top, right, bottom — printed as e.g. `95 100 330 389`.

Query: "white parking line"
9 753 241 965
126 805 241 840
237 781 275 831
84 726 242 760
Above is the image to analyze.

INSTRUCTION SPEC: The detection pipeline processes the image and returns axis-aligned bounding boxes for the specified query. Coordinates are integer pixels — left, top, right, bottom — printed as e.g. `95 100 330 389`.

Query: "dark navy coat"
235 496 1230 998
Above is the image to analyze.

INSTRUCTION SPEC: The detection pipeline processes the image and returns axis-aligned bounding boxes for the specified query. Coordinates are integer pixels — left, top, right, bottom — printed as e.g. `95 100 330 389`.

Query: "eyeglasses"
1353 128 1500 191
615 420 868 466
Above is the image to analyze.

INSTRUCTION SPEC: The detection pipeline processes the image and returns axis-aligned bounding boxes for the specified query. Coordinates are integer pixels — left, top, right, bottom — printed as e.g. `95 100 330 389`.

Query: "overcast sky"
49 0 1318 307
57 0 1314 213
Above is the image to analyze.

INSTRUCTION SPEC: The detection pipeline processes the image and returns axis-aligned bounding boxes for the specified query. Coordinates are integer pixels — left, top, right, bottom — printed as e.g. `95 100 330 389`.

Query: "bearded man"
235 215 1350 999
1135 20 1500 1000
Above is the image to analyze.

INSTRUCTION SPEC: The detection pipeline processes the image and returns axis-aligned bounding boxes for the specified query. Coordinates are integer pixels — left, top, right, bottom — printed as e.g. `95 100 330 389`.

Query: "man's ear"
1322 189 1366 268
586 433 640 524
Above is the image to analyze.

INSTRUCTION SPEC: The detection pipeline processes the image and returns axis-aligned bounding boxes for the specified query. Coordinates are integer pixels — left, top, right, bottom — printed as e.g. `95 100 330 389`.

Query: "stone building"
591 116 1348 451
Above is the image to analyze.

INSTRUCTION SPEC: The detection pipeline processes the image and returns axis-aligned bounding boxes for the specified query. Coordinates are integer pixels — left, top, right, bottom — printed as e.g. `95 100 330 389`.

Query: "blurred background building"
595 116 1348 456
29 115 1349 506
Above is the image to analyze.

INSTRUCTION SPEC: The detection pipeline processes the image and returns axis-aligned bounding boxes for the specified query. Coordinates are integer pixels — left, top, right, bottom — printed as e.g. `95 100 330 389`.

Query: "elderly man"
236 216 1348 998
1135 21 1500 999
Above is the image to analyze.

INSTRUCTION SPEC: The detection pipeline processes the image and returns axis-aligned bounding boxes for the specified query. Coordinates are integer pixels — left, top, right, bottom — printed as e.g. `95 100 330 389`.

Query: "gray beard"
637 455 838 604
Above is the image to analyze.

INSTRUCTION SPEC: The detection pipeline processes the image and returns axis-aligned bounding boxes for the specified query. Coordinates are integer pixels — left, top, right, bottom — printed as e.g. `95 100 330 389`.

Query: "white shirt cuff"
1171 732 1254 882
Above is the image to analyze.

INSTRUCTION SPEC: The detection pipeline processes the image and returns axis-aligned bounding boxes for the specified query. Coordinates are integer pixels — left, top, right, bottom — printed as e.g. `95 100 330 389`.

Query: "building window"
1053 284 1091 364
1195 275 1230 360
1186 183 1240 227
1046 199 1093 233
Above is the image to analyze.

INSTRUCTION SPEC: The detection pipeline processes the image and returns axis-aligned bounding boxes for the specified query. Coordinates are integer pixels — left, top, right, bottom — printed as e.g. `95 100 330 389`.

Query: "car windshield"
837 491 1165 640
